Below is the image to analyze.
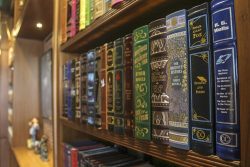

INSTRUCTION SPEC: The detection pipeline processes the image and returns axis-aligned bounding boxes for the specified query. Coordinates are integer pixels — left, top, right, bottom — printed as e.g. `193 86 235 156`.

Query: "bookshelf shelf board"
60 0 207 53
12 147 53 167
60 117 240 167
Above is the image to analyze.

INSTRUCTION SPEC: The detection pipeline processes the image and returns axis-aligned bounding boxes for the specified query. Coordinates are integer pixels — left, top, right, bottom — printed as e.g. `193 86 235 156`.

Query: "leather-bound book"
87 50 96 126
166 10 190 150
149 18 169 145
94 0 104 20
80 54 88 123
106 41 115 131
75 58 81 123
188 2 215 155
79 0 86 30
114 38 125 135
123 34 134 137
95 47 102 128
100 44 108 130
133 25 151 140
61 0 67 43
211 0 240 160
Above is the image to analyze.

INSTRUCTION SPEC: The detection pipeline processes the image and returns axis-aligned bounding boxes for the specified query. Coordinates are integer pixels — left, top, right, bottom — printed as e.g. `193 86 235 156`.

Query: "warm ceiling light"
36 22 43 29
19 0 24 6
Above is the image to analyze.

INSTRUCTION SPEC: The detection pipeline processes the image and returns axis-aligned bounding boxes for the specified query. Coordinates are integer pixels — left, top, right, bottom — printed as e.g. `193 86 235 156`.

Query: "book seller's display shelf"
54 0 250 166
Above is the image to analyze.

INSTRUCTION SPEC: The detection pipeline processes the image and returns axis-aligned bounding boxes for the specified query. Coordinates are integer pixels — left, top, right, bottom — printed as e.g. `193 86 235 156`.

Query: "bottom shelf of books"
60 117 240 167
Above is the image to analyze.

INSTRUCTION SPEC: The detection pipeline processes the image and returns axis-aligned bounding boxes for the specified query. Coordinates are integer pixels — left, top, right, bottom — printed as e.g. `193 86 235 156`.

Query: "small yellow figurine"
27 118 40 149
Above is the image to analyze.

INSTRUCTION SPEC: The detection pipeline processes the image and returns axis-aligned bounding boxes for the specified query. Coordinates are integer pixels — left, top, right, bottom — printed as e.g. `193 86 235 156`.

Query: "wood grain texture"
0 49 9 139
13 147 53 167
235 0 250 166
0 139 10 167
13 38 43 147
61 117 240 167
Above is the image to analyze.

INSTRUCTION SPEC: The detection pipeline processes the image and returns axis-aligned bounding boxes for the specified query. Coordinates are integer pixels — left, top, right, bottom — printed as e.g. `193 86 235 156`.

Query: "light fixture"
36 22 43 29
19 0 24 6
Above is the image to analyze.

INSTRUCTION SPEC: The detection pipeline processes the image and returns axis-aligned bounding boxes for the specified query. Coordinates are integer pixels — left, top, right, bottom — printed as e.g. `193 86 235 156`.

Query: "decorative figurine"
27 118 40 149
40 135 49 161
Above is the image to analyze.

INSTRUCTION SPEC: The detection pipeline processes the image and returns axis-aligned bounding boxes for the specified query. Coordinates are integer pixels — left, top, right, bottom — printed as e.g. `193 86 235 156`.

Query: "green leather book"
133 25 151 140
85 0 91 26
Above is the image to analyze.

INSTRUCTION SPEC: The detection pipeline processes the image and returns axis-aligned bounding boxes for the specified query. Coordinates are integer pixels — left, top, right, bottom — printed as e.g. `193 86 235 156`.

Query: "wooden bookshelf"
12 147 53 167
61 117 239 167
54 0 250 166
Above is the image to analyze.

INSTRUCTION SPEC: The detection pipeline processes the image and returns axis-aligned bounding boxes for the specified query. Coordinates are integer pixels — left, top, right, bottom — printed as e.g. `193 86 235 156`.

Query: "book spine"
188 2 215 155
149 18 169 145
81 55 88 123
87 50 96 125
76 0 80 34
95 47 102 128
63 64 68 117
71 148 78 167
75 58 81 123
133 25 151 140
67 60 76 121
124 34 134 137
107 42 115 132
79 0 86 30
114 38 124 135
94 0 104 20
67 0 72 40
61 0 67 43
166 10 190 150
111 0 123 8
104 0 112 13
211 0 239 160
90 0 94 23
71 0 77 37
100 44 108 130
85 0 91 26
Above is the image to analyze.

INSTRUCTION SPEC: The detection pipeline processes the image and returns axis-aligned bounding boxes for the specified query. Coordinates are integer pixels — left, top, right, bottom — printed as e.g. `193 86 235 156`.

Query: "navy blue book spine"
211 0 240 160
87 50 96 126
188 2 215 155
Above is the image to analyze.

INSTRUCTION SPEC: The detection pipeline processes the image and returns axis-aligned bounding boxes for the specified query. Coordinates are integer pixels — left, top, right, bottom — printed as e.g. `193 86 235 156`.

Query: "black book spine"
95 47 102 128
63 63 68 117
81 54 88 123
107 42 115 132
75 57 81 123
188 2 215 155
114 38 125 135
149 18 169 145
124 34 134 137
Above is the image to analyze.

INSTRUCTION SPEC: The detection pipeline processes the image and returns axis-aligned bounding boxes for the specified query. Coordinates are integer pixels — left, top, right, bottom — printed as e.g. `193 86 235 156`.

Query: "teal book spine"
133 25 151 140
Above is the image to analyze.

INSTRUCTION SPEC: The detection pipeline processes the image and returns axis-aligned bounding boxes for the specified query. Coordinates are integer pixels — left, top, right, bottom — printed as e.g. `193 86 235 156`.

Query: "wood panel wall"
13 38 43 147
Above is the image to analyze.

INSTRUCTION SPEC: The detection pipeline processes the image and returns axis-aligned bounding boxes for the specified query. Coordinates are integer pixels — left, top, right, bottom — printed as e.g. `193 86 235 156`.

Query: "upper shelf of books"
60 0 207 53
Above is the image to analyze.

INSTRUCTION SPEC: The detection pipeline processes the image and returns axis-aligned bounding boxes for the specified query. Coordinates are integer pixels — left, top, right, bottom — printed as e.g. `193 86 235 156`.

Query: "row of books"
63 140 153 167
61 0 125 43
63 0 240 161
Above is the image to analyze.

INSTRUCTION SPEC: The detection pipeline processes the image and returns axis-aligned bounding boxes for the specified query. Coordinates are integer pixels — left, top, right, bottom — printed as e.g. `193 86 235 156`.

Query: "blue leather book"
63 63 69 118
188 2 215 155
166 10 190 150
211 0 240 160
107 42 115 132
114 38 125 135
87 50 96 126
75 58 81 123
67 59 76 121
149 18 169 145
